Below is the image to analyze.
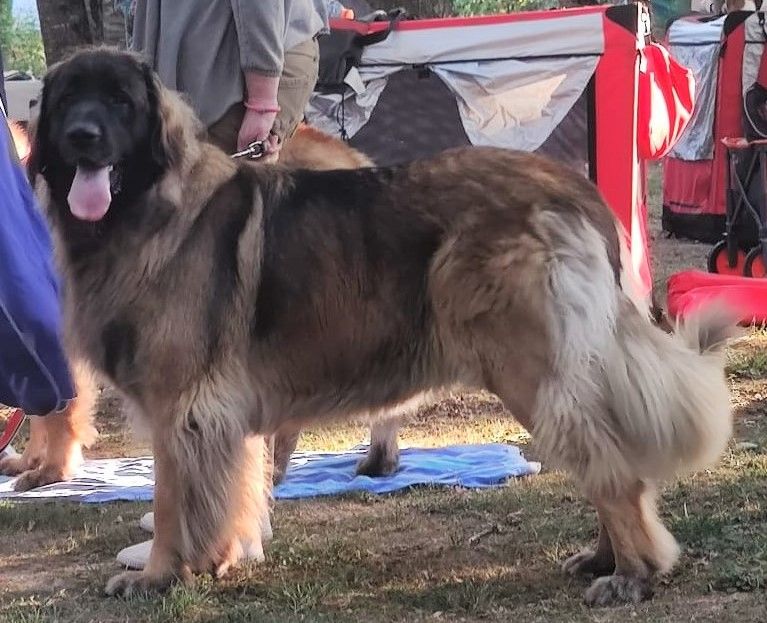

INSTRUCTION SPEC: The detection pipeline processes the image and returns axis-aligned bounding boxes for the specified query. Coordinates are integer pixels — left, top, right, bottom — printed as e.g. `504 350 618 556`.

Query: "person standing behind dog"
131 0 329 157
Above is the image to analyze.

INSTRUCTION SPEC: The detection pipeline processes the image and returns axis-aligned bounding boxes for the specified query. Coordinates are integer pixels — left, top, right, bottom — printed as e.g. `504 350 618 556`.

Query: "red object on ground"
0 408 25 454
667 269 767 324
748 251 767 277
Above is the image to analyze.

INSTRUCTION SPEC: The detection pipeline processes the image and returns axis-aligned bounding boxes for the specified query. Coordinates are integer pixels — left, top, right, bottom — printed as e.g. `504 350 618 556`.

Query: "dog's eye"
109 93 133 112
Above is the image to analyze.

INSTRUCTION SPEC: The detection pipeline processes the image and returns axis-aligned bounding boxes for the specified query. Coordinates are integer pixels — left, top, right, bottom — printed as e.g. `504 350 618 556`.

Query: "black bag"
316 7 407 94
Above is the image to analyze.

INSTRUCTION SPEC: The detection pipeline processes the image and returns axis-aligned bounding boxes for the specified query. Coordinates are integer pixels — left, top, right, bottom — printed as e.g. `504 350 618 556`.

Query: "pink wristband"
243 101 281 114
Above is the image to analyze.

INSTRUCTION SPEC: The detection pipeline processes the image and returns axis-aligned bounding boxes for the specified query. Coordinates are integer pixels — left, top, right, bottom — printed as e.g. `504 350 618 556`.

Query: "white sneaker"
139 511 272 540
261 515 273 542
139 512 154 533
0 445 18 460
116 539 153 570
115 537 265 571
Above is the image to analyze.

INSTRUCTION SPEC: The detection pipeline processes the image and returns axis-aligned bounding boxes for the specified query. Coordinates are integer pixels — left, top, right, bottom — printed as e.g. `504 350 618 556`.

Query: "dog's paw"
105 569 185 597
0 454 31 476
356 450 399 477
208 547 246 580
193 537 266 578
584 575 653 607
12 465 68 491
562 549 615 577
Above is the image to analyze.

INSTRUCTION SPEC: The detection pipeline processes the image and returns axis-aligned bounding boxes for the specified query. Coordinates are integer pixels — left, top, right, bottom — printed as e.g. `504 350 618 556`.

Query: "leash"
230 139 268 160
0 409 25 455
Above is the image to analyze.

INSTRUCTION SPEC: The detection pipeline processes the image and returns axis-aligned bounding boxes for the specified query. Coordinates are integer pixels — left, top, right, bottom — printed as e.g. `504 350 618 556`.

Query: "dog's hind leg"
357 417 401 477
0 414 47 477
10 363 98 491
272 425 301 486
583 482 678 606
562 513 615 578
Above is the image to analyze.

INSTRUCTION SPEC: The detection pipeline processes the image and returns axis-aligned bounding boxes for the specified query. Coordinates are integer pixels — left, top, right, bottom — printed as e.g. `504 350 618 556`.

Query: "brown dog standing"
30 50 734 606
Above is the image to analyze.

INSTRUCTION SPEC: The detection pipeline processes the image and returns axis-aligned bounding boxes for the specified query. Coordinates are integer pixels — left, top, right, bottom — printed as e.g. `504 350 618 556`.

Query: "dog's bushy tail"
533 216 735 499
600 298 736 489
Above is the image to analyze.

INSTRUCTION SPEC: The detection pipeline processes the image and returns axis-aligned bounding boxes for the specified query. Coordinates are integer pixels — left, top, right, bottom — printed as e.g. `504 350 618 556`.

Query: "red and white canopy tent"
307 3 689 303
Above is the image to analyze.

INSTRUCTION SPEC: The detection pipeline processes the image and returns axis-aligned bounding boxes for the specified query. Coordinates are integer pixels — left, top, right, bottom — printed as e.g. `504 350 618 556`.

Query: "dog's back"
279 124 373 170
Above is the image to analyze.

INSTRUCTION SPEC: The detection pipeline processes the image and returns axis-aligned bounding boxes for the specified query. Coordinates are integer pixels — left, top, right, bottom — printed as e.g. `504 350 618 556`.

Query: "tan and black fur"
272 123 406 483
30 49 735 605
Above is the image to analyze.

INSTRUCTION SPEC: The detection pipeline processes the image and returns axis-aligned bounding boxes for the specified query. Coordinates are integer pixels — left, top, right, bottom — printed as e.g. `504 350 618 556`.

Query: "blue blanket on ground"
0 444 541 503
0 113 73 415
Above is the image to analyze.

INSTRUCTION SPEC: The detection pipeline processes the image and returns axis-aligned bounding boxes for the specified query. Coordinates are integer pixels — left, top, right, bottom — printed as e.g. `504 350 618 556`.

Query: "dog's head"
29 48 197 224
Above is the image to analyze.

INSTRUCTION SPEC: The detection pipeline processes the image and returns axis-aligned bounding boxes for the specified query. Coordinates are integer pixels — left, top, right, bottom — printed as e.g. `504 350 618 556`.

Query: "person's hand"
237 108 279 152
240 72 282 155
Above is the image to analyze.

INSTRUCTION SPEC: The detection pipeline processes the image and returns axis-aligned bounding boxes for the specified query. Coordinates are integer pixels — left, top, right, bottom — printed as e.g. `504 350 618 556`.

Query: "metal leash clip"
231 139 267 160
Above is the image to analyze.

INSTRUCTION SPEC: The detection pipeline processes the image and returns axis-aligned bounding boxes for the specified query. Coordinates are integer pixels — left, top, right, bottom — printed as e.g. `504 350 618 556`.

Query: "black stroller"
708 18 767 277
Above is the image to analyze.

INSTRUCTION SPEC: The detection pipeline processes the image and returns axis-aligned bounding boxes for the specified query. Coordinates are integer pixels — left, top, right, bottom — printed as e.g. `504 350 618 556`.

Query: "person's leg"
272 37 320 142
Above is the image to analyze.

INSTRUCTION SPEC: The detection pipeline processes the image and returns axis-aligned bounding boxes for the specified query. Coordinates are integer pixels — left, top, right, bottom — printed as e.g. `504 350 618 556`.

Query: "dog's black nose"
66 122 102 146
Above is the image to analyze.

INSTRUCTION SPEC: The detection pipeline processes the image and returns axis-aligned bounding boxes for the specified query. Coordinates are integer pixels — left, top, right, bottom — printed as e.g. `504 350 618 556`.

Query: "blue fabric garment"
0 114 74 414
0 444 541 503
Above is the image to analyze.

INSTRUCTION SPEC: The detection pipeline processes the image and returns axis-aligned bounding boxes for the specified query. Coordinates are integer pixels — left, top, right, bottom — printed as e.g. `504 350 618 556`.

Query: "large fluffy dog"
30 49 735 605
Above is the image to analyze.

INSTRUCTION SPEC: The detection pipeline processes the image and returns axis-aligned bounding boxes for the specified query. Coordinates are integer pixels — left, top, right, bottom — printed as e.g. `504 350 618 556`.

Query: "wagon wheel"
707 240 747 275
744 246 767 278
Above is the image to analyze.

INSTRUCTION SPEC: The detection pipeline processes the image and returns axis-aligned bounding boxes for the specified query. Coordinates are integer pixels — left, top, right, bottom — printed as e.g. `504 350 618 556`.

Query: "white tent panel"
743 14 765 99
666 15 724 45
359 12 605 66
305 74 389 139
434 56 598 153
666 16 725 161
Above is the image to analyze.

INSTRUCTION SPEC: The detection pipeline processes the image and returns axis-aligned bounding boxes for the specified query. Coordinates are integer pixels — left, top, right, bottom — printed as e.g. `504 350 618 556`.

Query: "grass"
2 163 767 621
2 382 767 622
728 352 767 379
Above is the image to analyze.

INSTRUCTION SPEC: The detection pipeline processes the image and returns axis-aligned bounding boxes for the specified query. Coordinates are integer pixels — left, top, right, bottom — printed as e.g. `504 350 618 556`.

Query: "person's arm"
229 1 285 150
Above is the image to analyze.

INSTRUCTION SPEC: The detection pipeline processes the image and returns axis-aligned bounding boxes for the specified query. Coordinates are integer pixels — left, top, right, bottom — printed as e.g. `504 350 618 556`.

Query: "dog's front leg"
106 429 190 596
193 432 272 577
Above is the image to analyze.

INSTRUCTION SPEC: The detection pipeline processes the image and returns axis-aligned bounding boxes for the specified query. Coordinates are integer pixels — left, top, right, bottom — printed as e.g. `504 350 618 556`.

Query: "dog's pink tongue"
67 166 112 221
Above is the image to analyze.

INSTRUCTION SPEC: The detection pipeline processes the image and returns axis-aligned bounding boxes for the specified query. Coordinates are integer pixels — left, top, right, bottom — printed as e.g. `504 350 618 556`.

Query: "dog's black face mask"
28 49 168 225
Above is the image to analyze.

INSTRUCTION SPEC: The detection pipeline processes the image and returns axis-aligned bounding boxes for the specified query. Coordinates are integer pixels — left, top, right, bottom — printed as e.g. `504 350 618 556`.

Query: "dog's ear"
142 62 199 170
25 64 59 184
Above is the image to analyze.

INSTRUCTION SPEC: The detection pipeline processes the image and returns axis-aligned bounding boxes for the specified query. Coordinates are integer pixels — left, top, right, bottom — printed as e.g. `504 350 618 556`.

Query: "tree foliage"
0 1 46 76
453 0 556 14
372 0 560 17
